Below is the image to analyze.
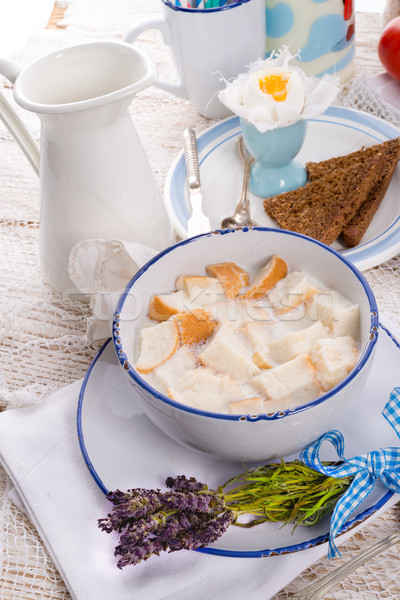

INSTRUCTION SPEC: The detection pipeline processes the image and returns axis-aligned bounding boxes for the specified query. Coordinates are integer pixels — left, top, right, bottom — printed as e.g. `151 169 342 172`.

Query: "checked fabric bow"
300 387 400 559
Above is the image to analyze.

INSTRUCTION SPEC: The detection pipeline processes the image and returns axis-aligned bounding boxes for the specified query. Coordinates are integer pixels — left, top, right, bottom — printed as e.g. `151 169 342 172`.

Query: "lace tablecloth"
1 2 400 598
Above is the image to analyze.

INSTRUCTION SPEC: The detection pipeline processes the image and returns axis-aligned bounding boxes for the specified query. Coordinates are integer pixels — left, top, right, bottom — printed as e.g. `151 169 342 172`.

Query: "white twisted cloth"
68 240 156 340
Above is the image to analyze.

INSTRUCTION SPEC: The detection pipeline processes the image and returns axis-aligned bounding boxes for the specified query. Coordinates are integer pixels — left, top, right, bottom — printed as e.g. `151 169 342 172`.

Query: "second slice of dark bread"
341 140 400 247
263 153 384 246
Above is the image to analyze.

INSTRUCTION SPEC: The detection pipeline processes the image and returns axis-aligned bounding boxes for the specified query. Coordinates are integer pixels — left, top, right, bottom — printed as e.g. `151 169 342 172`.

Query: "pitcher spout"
12 41 158 115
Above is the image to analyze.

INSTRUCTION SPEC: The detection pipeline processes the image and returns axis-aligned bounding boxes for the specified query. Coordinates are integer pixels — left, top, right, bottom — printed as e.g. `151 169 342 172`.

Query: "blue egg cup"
240 118 308 198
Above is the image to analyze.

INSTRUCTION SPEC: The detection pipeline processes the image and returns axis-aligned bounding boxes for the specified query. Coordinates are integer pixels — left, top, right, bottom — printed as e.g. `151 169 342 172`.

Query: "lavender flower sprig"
162 490 225 513
99 465 351 569
98 489 164 533
98 475 234 568
167 510 234 552
115 540 166 569
165 475 208 492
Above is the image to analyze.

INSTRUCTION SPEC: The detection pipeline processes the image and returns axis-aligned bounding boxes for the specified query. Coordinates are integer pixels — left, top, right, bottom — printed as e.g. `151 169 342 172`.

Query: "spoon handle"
234 156 254 217
183 128 210 236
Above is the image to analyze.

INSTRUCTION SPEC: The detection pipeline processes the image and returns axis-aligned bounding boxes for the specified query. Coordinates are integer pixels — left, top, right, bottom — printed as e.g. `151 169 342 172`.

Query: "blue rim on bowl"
112 227 379 422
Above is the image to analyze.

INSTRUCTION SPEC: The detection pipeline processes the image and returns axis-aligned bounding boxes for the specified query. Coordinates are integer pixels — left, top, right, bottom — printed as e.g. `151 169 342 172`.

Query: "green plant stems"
220 460 352 529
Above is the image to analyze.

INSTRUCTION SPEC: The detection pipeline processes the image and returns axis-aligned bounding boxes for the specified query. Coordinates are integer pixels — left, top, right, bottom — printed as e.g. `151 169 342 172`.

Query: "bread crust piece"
175 276 225 305
173 309 217 346
148 290 187 321
263 154 385 245
136 320 180 374
206 262 249 299
240 255 288 300
252 351 273 369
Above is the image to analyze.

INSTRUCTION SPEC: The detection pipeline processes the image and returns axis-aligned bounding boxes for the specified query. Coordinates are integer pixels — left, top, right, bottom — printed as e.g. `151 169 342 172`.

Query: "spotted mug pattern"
265 0 355 82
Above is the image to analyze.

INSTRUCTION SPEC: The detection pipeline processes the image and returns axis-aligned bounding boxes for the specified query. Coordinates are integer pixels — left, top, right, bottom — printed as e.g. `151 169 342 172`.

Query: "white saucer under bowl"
77 321 400 558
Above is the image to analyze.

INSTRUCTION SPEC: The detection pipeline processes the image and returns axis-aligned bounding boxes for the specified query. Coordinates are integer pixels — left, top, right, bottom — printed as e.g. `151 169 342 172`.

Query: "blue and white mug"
265 0 355 82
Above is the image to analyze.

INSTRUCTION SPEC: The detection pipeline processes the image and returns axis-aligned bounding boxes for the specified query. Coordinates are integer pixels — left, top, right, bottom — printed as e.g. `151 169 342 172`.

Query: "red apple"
378 17 400 82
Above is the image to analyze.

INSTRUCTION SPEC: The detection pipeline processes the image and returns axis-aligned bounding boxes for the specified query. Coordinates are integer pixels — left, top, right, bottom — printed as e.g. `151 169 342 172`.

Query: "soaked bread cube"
268 321 328 364
206 262 249 299
229 397 264 415
241 255 288 300
311 335 359 391
241 321 273 351
268 271 320 314
252 351 274 369
136 320 179 374
252 354 323 410
241 321 273 369
175 276 225 306
153 346 197 390
167 367 243 412
148 290 187 321
173 309 217 346
199 320 260 382
307 290 359 339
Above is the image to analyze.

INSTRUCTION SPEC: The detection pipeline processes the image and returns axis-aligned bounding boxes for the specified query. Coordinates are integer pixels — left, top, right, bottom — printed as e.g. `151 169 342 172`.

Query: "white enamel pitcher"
0 41 174 294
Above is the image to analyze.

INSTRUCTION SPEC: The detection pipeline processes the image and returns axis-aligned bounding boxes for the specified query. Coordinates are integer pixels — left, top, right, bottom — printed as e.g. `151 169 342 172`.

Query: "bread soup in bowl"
113 228 378 462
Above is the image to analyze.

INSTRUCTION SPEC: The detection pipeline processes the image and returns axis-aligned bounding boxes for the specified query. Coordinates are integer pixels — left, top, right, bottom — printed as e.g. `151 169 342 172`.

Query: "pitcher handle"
124 18 187 99
0 58 40 175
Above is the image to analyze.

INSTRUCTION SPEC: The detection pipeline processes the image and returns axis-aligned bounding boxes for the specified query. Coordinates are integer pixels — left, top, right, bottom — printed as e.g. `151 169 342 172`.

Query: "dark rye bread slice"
306 138 400 247
263 153 384 246
306 138 400 179
342 140 400 247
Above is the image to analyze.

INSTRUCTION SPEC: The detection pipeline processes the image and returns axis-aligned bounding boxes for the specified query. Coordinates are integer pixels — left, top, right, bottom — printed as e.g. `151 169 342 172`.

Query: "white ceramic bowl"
113 228 378 462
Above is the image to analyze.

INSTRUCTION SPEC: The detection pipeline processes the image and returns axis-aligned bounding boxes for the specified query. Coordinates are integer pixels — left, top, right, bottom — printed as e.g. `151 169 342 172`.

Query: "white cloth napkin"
0 379 398 600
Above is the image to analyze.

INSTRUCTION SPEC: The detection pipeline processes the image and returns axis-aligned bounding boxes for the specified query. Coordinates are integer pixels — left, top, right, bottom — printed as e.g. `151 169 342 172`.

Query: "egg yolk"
258 74 289 102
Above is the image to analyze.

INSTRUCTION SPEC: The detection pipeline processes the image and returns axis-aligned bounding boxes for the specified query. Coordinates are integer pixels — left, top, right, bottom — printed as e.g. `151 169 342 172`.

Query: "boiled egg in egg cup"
218 51 339 198
239 68 307 198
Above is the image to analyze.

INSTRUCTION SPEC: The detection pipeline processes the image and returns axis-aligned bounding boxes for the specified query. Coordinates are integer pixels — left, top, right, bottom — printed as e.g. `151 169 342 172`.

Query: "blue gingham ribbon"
300 387 400 559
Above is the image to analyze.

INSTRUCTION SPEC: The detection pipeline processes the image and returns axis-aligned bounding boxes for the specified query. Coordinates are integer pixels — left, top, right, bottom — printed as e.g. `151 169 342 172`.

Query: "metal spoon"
221 135 257 229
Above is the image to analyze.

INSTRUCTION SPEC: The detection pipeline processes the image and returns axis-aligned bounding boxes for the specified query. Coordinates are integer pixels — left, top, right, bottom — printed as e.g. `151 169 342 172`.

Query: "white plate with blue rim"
77 320 400 557
164 106 400 271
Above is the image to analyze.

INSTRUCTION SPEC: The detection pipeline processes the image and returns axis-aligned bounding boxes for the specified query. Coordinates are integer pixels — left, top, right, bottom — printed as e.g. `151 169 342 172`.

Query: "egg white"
242 67 305 121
